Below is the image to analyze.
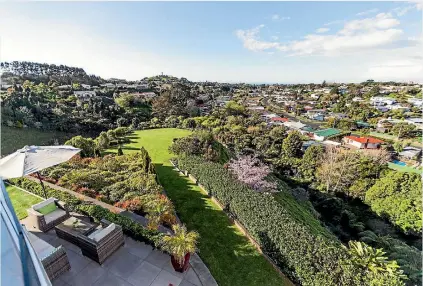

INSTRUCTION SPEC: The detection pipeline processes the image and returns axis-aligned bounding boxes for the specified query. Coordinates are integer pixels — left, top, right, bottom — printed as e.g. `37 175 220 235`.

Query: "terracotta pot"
170 253 190 273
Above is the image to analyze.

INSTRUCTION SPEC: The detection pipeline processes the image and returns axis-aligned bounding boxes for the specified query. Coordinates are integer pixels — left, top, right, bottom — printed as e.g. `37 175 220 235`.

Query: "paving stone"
58 249 91 280
92 272 134 286
124 237 153 260
150 269 182 286
68 261 106 286
127 261 161 286
184 268 202 286
179 280 196 286
102 248 142 279
145 249 170 268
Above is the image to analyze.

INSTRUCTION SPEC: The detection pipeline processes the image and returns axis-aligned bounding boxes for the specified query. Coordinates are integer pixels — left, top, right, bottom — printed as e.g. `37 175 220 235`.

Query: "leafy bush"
177 155 405 286
365 171 422 234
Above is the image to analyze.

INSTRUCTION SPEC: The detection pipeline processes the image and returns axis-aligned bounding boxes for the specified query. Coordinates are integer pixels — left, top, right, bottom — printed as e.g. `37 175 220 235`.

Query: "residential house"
306 109 326 121
356 121 371 129
283 121 306 130
352 96 364 102
313 128 341 141
343 136 384 149
370 96 397 106
399 147 422 160
81 84 91 90
270 117 289 125
386 104 410 112
247 106 265 111
73 91 97 101
100 83 116 89
408 98 423 107
405 117 423 129
57 85 72 90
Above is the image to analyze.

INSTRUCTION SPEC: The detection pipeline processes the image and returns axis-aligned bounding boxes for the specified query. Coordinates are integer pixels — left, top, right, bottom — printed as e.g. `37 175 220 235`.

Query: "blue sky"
0 1 421 83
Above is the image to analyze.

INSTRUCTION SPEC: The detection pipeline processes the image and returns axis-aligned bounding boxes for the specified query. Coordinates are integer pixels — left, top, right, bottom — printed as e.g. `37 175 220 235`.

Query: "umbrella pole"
36 172 48 199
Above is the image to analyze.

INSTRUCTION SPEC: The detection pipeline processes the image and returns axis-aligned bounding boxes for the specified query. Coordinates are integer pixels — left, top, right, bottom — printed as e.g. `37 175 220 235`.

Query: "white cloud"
288 29 403 56
392 5 415 16
271 36 279 40
316 28 330 33
324 20 343 26
367 59 423 82
339 13 400 35
356 8 379 16
235 25 284 52
237 13 404 56
271 14 290 21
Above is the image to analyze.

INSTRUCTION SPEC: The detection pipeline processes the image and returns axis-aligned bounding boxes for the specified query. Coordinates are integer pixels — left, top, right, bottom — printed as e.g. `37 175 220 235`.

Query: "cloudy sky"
0 1 422 83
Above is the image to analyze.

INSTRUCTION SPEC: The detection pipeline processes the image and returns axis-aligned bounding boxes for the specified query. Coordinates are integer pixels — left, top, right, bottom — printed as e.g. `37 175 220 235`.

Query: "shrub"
177 155 405 286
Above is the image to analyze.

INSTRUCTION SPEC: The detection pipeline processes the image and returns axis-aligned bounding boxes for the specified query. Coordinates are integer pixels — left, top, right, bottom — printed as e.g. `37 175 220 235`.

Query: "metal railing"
0 179 51 286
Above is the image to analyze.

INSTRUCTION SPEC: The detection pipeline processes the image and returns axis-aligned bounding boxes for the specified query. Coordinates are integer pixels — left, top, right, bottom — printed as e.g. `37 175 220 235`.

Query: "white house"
74 91 97 101
81 84 91 90
283 121 306 130
343 136 384 149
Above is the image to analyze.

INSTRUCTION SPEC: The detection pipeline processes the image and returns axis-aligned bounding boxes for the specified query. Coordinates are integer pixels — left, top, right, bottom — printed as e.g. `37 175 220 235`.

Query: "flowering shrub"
228 155 277 193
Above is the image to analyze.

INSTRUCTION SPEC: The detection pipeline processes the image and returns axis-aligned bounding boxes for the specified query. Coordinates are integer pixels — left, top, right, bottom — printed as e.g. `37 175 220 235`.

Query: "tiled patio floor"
23 224 202 286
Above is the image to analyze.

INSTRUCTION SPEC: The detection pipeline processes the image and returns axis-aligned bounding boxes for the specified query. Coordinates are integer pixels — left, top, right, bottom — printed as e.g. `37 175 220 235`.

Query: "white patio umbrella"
0 145 81 198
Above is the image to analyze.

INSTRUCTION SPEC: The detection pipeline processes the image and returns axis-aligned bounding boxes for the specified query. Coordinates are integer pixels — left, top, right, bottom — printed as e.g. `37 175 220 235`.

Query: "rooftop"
313 128 341 138
344 136 384 144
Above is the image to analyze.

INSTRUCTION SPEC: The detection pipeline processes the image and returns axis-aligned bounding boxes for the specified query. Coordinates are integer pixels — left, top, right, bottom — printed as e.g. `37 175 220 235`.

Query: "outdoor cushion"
33 198 56 211
87 228 103 240
44 209 66 224
91 223 116 242
38 203 57 215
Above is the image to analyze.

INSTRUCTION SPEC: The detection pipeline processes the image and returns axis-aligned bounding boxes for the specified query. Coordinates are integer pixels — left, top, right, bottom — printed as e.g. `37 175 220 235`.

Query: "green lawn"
108 128 292 286
6 184 42 220
387 162 422 174
1 125 71 156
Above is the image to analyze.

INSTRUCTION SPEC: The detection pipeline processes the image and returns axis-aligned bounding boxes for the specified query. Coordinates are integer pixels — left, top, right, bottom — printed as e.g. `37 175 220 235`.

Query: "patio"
21 216 203 286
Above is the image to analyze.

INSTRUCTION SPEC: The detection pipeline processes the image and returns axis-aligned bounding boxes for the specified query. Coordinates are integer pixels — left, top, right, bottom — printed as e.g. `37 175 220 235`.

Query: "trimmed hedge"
8 177 164 248
177 155 404 286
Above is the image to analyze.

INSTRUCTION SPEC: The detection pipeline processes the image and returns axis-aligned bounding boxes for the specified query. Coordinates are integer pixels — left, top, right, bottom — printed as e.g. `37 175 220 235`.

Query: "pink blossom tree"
228 155 277 193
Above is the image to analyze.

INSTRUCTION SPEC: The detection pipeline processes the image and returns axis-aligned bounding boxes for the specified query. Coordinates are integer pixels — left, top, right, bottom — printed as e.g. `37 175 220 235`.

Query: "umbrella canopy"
0 145 81 180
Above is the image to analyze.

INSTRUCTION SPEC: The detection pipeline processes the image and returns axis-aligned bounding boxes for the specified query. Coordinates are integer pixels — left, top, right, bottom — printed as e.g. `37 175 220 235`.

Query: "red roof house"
343 136 384 149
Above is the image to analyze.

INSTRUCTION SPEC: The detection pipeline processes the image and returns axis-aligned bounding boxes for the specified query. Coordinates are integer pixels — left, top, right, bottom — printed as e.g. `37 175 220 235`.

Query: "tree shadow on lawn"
154 163 292 286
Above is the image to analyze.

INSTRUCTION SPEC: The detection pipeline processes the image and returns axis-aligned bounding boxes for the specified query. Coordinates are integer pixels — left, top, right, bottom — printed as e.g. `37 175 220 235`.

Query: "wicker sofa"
79 219 125 264
26 231 71 280
56 218 124 264
27 198 70 232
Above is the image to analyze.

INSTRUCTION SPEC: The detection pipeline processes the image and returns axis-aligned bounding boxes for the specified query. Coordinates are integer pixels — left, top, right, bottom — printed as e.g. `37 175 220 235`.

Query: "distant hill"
1 61 106 86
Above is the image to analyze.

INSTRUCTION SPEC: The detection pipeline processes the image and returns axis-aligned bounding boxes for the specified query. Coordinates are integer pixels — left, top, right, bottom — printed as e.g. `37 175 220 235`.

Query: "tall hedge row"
177 155 403 286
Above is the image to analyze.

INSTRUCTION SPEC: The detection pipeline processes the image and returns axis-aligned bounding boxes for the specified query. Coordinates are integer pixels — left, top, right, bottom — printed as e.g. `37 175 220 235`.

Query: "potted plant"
160 224 199 273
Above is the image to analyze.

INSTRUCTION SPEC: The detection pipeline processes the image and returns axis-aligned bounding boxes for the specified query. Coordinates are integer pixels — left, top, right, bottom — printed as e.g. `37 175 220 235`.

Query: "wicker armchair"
27 231 71 280
78 219 124 264
27 198 70 232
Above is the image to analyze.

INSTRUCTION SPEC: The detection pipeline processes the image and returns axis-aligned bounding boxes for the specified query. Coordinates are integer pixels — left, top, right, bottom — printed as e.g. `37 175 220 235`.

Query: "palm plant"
160 224 199 265
345 241 407 280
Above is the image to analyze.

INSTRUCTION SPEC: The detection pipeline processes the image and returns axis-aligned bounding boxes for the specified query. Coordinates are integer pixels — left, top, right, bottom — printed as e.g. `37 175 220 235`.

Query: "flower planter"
170 253 190 273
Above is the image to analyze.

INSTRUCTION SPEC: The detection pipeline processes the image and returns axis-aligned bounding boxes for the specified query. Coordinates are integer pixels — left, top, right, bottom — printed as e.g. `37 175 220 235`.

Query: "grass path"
6 184 42 220
109 128 292 286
